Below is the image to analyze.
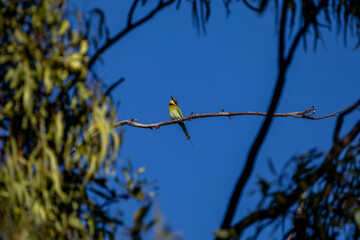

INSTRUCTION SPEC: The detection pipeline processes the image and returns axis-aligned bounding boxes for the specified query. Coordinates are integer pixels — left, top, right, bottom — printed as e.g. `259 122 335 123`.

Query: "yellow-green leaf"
43 66 53 93
69 213 85 230
79 40 88 54
58 20 70 36
55 111 64 152
14 29 27 43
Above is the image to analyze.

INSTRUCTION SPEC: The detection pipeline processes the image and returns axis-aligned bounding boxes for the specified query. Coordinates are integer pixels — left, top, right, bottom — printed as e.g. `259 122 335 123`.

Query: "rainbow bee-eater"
168 96 190 140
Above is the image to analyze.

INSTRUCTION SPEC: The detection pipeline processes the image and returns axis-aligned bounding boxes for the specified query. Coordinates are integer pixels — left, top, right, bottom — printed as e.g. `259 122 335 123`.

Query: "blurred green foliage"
0 0 121 238
0 0 168 239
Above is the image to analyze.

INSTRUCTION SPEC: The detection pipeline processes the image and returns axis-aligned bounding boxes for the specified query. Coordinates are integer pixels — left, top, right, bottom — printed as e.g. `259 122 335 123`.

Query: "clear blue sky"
76 1 359 239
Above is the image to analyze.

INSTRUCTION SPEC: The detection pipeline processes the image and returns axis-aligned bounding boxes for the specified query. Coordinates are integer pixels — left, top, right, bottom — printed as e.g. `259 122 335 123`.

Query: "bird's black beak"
171 95 174 100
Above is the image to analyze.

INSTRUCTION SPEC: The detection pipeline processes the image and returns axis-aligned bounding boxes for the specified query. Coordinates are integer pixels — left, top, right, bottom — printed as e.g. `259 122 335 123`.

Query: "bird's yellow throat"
169 99 177 106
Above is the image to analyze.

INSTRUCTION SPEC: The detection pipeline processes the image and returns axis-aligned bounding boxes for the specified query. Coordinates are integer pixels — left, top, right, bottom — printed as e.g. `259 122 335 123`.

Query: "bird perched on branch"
168 96 190 140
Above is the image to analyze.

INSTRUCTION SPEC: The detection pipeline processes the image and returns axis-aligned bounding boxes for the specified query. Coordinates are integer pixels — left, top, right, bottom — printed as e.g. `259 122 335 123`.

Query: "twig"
104 77 125 97
242 0 261 12
333 100 360 144
113 105 352 130
326 101 360 163
88 0 175 68
100 77 125 105
127 0 139 26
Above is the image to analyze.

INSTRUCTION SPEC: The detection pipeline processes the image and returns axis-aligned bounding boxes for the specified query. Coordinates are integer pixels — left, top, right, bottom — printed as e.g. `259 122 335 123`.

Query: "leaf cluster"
0 0 125 239
190 0 360 48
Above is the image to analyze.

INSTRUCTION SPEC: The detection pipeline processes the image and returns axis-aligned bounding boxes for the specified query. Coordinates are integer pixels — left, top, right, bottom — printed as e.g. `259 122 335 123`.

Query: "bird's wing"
176 106 183 118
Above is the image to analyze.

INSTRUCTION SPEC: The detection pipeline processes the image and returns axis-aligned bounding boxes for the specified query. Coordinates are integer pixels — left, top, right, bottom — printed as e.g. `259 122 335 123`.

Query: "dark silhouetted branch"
333 100 360 144
242 0 261 12
228 185 306 237
285 0 327 67
230 104 360 238
127 0 139 26
100 77 125 104
104 77 125 97
218 0 290 232
229 186 307 237
322 99 360 165
217 0 330 234
88 0 175 69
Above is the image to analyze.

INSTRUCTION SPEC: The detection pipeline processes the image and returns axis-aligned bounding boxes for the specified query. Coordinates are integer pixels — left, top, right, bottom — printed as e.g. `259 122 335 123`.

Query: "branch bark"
69 105 353 155
112 105 352 130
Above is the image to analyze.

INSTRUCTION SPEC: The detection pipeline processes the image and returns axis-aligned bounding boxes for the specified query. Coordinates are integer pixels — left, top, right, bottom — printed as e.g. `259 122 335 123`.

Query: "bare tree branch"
69 105 353 156
88 0 175 69
112 105 352 130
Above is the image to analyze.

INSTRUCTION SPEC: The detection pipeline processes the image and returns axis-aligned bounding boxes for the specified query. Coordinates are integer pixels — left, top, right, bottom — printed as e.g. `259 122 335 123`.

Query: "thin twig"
88 0 175 68
243 0 261 12
333 100 360 144
127 0 139 26
315 99 360 166
100 78 125 105
104 78 125 97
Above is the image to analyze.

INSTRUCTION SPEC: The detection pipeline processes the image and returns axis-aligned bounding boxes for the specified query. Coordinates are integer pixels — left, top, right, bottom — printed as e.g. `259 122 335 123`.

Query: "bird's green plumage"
169 104 183 120
168 98 190 140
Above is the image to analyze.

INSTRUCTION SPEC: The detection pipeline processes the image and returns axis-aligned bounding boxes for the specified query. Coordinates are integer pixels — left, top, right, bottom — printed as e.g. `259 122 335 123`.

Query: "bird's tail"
179 122 191 140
